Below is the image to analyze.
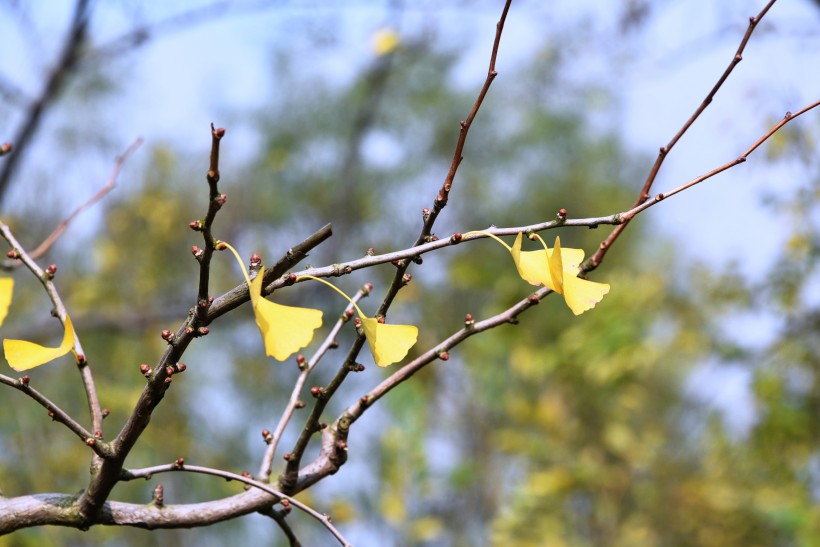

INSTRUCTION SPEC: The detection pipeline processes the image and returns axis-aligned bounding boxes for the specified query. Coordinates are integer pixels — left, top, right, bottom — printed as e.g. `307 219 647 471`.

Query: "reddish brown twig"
590 0 777 268
27 138 142 260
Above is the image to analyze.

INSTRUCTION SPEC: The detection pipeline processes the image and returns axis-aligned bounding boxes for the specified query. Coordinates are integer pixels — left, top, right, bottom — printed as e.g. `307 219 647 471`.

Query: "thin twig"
590 0 777 268
258 287 366 481
25 138 143 261
122 462 351 547
0 373 111 458
0 221 104 441
0 0 91 205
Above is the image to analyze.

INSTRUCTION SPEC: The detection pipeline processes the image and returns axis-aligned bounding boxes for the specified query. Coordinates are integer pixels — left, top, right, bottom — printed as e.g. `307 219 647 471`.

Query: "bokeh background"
2 1 820 545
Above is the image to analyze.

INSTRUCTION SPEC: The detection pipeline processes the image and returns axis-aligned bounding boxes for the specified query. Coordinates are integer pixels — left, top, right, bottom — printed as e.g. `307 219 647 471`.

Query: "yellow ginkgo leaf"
548 236 609 316
298 275 419 367
4 314 75 372
249 271 323 361
221 241 323 362
0 278 13 327
469 230 609 316
360 318 419 367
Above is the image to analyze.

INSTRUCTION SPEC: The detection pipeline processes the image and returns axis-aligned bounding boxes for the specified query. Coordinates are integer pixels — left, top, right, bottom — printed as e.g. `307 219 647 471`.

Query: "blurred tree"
0 2 819 547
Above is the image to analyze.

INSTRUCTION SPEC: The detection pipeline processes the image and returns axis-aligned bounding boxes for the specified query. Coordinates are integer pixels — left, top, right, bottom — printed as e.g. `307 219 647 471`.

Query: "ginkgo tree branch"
0 221 103 441
0 373 111 458
591 0 778 268
121 462 352 546
258 286 367 482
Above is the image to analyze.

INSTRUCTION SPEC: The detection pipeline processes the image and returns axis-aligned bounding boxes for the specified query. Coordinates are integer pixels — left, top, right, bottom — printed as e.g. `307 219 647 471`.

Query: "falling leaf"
5 315 75 372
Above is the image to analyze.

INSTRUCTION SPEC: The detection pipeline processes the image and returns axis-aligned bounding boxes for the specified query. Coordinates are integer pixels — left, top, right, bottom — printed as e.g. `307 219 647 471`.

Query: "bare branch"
0 0 91 204
591 0 778 268
122 462 351 546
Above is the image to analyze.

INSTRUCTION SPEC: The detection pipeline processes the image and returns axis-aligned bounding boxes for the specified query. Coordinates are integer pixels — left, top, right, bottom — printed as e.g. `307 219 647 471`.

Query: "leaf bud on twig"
45 264 58 279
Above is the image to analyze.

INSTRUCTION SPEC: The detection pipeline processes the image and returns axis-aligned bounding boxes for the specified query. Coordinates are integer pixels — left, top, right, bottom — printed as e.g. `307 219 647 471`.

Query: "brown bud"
188 220 204 231
450 232 463 243
439 351 450 361
367 247 375 255
402 273 413 286
197 326 209 336
176 363 187 373
295 400 306 409
250 253 262 267
20 375 30 386
6 249 18 259
139 364 151 375
0 142 12 155
164 377 173 384
102 408 110 418
262 429 272 443
166 366 175 377
45 264 58 278
95 430 103 439
161 329 175 342
283 453 292 461
529 294 540 304
86 438 95 446
174 458 185 468
558 208 567 219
